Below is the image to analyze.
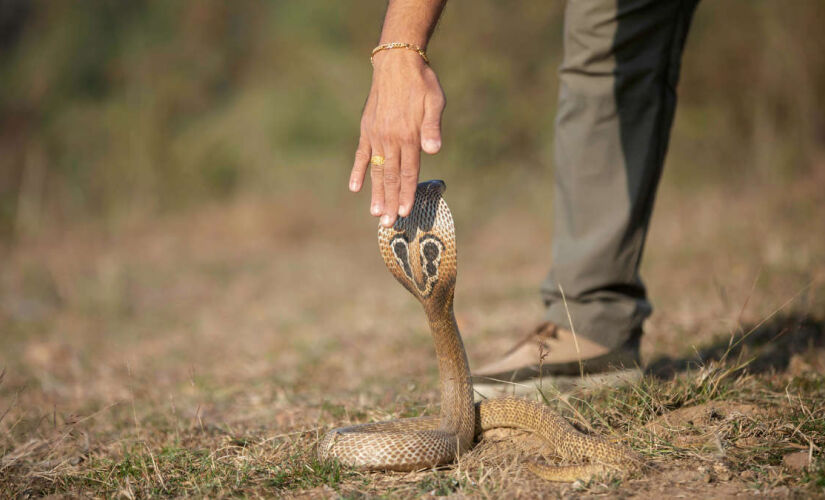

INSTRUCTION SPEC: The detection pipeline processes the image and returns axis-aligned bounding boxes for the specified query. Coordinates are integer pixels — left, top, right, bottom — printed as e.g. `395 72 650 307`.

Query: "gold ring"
370 155 385 166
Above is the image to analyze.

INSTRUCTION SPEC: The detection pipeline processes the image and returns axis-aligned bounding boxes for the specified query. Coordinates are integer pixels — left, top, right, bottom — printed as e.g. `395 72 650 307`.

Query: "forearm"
378 0 446 49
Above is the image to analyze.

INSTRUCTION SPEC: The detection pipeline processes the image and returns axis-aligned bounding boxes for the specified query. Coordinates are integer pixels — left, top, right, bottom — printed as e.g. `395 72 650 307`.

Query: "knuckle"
380 125 413 144
383 172 400 185
375 120 420 145
401 131 418 144
385 127 416 145
400 169 418 180
383 129 400 144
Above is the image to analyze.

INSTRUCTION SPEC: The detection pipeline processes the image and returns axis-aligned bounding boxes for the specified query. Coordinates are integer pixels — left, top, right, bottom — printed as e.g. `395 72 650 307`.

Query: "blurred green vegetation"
0 1 823 241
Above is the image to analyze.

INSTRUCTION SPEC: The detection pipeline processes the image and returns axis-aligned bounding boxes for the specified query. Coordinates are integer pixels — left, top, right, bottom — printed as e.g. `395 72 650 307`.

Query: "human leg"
473 0 700 393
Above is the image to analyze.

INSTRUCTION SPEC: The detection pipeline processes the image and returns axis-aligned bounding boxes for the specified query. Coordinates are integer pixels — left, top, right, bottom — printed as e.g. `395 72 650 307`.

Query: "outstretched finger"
380 146 402 228
350 135 371 192
369 151 385 217
398 145 420 217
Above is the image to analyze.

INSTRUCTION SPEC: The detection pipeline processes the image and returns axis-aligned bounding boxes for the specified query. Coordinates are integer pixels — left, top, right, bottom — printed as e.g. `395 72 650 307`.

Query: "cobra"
318 180 641 481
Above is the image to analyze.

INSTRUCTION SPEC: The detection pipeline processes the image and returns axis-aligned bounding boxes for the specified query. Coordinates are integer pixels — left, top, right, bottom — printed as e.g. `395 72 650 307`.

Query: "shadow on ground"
647 312 825 378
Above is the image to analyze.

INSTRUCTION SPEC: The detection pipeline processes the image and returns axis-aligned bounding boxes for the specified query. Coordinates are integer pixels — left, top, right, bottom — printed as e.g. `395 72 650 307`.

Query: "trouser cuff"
543 297 648 350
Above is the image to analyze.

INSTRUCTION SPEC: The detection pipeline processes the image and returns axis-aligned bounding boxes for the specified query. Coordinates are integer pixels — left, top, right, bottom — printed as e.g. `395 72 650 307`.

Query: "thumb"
421 91 445 155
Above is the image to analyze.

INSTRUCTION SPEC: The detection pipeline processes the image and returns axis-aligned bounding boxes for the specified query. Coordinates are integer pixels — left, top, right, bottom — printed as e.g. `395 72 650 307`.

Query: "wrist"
371 48 428 72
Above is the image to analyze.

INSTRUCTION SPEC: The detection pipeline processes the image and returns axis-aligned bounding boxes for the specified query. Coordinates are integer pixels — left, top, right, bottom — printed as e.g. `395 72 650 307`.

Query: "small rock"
787 354 812 377
782 450 811 470
712 463 732 482
740 469 756 481
666 469 704 483
768 486 791 497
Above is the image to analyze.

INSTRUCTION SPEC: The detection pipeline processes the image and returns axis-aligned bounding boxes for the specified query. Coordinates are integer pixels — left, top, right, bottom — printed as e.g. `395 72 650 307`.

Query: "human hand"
348 50 446 228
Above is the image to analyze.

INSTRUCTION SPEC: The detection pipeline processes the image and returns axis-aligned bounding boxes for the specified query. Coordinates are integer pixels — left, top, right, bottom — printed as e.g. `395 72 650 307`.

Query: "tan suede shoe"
471 322 642 400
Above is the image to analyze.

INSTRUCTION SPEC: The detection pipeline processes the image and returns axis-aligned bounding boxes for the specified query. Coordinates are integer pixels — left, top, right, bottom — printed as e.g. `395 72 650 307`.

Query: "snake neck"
424 289 475 453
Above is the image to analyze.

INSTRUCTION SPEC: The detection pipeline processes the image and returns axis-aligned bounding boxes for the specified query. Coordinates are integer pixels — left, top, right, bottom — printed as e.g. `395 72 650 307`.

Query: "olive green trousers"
541 0 700 349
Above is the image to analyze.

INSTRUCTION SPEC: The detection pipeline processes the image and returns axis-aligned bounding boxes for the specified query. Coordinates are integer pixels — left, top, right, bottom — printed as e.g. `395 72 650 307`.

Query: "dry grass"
2 2 824 497
1 167 824 498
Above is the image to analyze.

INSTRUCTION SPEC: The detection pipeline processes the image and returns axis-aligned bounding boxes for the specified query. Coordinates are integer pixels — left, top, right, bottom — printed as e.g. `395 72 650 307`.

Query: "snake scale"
318 180 640 481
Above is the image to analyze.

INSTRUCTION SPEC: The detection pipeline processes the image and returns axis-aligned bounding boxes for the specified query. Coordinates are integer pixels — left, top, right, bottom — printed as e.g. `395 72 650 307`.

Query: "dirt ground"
1 169 824 498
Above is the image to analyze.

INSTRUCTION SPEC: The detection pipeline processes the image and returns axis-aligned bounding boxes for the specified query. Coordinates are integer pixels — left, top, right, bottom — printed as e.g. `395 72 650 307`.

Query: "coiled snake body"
318 180 640 481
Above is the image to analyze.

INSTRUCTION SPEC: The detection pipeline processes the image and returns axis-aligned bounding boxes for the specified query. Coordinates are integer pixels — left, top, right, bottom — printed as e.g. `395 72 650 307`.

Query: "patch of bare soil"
645 401 770 448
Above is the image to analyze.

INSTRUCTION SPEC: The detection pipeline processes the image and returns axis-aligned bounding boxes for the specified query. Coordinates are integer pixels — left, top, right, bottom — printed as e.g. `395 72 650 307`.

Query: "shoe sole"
472 367 642 402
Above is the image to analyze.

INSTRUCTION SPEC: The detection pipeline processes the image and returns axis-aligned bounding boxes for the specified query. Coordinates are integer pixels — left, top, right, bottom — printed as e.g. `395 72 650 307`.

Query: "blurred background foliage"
0 0 823 242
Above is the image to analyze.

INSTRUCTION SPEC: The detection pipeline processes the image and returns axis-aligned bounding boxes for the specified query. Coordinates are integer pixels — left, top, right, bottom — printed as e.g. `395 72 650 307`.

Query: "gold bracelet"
371 42 429 65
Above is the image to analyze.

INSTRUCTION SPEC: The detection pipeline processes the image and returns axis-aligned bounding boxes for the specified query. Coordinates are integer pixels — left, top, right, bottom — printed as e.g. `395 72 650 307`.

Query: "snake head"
378 180 457 306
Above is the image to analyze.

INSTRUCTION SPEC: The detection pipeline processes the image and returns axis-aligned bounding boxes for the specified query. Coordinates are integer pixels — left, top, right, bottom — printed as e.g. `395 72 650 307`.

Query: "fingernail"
380 215 392 227
349 180 358 191
424 139 441 152
371 204 381 216
398 205 408 217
